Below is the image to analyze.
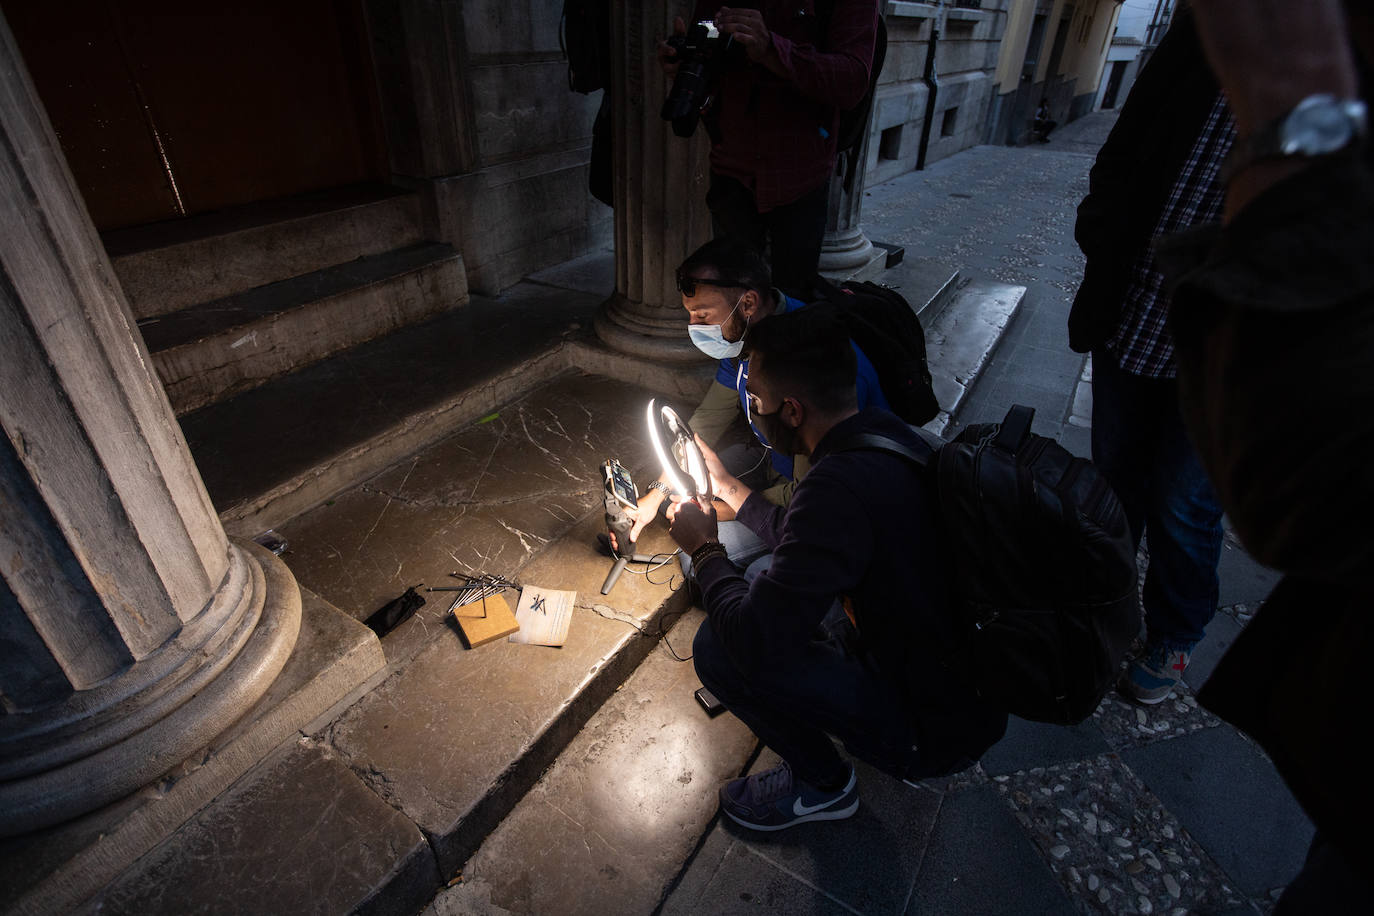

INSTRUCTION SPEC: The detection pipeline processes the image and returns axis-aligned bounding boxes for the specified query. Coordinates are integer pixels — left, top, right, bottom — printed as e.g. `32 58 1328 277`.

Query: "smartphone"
694 686 725 717
602 458 638 510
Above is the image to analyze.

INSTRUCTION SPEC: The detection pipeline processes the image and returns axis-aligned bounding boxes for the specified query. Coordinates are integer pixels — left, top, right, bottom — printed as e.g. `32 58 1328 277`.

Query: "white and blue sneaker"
1119 641 1193 705
719 760 859 831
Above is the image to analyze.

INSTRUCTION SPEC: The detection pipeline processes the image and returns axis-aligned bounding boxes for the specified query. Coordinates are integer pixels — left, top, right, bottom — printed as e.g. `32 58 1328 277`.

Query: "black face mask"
752 403 800 458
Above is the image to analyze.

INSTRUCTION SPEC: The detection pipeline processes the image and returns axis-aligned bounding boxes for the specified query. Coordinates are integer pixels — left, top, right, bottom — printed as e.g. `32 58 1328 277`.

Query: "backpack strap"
830 432 936 469
992 404 1035 453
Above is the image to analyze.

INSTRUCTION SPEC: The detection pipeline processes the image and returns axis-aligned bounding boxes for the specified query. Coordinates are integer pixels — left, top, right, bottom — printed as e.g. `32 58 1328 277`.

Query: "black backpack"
838 405 1141 724
813 276 940 426
562 0 611 94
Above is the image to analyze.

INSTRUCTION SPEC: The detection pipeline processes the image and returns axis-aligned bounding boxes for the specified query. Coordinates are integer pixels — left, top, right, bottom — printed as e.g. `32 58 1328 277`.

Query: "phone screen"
605 461 636 506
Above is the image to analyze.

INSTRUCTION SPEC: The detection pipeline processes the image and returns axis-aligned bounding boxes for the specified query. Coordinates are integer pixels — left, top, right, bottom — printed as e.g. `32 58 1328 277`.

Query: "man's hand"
657 16 688 76
715 7 779 67
627 487 667 546
695 435 751 513
667 497 719 553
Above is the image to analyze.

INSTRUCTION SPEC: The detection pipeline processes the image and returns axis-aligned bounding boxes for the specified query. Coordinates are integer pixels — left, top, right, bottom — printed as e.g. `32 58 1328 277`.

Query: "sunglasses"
676 274 741 297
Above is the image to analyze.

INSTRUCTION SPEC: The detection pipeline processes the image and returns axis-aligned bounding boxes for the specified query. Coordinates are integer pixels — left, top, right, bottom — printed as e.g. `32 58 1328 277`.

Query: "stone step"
877 254 963 323
105 182 427 320
919 278 1027 436
423 610 759 916
249 372 704 910
177 282 711 540
140 241 469 415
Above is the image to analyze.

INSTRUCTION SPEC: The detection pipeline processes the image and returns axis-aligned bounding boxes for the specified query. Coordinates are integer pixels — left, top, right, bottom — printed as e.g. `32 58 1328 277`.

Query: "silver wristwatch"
1226 94 1368 178
647 480 674 497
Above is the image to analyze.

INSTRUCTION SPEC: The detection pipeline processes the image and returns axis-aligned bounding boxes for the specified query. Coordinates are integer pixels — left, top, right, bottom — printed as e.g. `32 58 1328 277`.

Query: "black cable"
600 552 695 660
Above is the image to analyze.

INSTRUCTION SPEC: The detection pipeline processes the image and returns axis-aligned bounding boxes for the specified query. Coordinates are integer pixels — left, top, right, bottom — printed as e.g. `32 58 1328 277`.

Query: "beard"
721 308 748 343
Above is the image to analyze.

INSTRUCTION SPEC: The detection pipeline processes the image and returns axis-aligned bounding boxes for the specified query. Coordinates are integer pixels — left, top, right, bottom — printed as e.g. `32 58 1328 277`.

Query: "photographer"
659 2 880 298
664 305 1005 831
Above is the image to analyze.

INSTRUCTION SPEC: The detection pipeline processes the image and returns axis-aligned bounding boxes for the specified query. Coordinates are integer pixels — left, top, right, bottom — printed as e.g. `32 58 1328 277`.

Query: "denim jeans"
691 557 930 788
1091 349 1224 647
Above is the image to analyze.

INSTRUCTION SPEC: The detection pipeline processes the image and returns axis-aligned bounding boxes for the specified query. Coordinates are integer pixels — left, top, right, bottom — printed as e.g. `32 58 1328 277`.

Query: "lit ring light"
646 399 712 503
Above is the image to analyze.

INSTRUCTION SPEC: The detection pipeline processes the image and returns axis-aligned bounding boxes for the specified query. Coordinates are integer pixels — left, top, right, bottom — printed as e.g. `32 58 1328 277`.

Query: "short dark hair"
745 304 857 414
677 238 772 298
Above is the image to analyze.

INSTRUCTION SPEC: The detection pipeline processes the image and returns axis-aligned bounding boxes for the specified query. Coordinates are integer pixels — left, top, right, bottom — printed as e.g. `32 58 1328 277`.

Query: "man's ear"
738 288 766 320
782 397 804 429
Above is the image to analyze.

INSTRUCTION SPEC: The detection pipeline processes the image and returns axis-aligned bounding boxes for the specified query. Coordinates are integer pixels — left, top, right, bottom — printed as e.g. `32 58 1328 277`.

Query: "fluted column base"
0 540 301 837
594 292 702 363
819 224 881 276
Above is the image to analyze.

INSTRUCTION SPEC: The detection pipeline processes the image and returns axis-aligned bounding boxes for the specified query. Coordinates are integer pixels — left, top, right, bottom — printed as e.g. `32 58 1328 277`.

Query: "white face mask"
688 294 745 359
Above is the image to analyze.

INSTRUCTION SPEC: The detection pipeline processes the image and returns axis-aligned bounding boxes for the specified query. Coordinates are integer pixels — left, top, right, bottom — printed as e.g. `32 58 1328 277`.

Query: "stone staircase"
105 182 469 415
0 249 1024 916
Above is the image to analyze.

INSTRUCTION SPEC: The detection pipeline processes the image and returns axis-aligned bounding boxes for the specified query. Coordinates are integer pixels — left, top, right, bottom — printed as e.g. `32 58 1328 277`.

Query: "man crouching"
666 304 1006 830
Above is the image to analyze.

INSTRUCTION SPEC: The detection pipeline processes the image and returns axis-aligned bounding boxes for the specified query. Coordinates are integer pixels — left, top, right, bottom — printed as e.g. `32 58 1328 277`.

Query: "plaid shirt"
695 0 879 212
1106 94 1236 377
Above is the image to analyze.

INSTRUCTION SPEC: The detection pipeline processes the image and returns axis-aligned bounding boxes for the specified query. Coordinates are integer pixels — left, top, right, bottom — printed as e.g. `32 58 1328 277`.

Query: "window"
941 107 958 138
879 125 902 160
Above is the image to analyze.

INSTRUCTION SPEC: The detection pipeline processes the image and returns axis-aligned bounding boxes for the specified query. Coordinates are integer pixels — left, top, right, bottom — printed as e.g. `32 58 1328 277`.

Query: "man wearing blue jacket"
627 239 889 567
666 306 1005 830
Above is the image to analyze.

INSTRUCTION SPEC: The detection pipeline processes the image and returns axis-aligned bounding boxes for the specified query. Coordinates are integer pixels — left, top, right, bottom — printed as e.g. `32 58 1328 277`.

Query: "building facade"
984 0 1121 146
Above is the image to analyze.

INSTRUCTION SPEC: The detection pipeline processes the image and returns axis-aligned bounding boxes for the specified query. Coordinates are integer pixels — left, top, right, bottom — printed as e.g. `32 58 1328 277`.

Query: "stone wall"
866 2 1006 185
370 0 613 296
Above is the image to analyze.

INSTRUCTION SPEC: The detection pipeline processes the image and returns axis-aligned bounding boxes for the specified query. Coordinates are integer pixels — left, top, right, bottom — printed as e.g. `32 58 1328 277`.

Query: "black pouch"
364 586 425 637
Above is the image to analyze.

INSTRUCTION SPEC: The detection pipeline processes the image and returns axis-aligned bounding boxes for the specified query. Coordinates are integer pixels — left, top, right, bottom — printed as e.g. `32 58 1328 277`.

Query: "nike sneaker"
718 760 859 831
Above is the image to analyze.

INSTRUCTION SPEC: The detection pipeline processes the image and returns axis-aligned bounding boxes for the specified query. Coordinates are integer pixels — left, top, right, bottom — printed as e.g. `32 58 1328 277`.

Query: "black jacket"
1068 8 1219 353
695 408 1007 773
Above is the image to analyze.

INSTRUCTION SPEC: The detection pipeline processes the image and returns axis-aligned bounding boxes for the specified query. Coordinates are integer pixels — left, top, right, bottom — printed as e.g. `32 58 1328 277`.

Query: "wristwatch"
647 480 674 497
1225 94 1368 179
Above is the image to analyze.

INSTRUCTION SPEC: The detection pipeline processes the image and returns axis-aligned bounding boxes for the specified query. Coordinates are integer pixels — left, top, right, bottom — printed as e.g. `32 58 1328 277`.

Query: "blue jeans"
1091 349 1224 647
692 557 932 787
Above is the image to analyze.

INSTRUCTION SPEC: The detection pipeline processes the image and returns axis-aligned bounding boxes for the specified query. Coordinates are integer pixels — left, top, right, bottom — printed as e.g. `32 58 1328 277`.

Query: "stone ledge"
425 611 758 916
90 742 438 916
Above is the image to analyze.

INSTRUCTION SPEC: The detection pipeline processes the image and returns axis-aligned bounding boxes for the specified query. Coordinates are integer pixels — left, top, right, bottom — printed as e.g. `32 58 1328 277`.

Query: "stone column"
818 129 885 280
0 17 300 837
594 1 712 362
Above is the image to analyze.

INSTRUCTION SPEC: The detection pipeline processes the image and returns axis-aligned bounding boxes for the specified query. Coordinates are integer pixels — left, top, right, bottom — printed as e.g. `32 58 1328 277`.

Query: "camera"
661 20 739 138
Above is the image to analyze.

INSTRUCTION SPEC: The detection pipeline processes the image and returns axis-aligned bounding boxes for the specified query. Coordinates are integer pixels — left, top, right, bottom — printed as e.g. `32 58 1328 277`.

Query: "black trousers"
706 173 829 301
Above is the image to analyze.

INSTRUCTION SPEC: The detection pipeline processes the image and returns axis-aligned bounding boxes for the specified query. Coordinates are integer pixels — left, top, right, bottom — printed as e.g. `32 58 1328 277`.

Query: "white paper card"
508 585 575 647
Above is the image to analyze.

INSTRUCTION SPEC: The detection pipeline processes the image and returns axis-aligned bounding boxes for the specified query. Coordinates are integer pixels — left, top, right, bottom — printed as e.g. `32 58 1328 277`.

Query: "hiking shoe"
719 760 858 831
1119 642 1192 705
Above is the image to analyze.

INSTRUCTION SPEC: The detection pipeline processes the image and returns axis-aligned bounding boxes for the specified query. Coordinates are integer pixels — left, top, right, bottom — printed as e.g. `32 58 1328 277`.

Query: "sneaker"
718 760 859 831
1119 642 1192 705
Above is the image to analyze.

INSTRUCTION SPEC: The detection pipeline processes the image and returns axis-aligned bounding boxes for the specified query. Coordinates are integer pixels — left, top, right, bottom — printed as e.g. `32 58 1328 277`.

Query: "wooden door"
4 0 386 230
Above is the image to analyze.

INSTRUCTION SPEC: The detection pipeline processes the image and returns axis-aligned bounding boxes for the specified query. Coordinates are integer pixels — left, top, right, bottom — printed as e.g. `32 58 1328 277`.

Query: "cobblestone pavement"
661 118 1304 916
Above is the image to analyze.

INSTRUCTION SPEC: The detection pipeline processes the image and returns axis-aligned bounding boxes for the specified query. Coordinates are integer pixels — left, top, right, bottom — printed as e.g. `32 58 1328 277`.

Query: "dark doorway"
1101 60 1127 110
4 0 386 231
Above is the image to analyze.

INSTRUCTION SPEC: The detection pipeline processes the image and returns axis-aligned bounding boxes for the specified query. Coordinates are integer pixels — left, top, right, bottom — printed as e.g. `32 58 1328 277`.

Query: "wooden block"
452 593 520 648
